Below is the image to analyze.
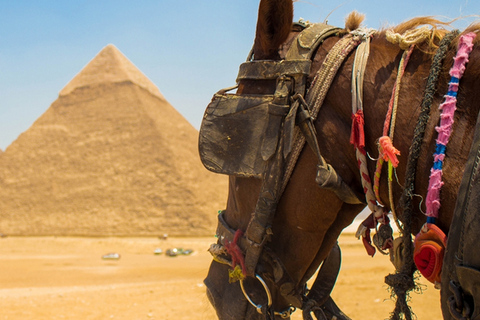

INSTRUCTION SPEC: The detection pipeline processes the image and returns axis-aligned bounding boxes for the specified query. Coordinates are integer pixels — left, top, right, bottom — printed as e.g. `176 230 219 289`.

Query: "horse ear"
254 0 294 60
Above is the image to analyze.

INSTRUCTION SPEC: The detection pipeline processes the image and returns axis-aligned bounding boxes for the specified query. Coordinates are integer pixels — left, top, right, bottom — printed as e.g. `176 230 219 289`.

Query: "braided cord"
374 46 414 208
425 32 476 220
350 32 387 222
400 30 460 223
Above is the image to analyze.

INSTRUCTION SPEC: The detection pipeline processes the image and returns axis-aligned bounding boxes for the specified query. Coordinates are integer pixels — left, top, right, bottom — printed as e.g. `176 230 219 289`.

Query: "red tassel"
362 229 376 257
350 110 365 148
224 230 247 276
378 136 400 167
359 214 376 257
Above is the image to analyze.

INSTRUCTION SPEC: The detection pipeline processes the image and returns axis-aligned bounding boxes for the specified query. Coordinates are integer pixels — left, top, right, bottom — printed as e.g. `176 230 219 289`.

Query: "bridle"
212 209 346 318
201 21 370 318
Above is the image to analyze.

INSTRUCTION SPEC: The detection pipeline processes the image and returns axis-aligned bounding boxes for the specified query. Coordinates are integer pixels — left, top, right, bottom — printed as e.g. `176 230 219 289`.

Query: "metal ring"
239 275 296 318
239 274 272 314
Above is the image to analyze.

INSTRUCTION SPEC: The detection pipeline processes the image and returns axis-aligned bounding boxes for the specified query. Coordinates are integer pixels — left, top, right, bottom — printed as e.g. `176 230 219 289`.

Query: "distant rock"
0 44 227 236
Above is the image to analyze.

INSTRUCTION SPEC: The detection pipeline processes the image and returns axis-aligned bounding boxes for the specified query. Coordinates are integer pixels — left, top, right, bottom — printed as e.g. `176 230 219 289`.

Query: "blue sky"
1 0 479 150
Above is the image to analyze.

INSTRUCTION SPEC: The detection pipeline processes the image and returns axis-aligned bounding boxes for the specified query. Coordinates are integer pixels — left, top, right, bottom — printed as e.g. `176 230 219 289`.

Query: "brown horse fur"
205 1 480 319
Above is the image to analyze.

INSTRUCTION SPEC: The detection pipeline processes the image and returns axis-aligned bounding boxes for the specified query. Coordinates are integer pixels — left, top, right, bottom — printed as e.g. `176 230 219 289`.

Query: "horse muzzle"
205 260 296 319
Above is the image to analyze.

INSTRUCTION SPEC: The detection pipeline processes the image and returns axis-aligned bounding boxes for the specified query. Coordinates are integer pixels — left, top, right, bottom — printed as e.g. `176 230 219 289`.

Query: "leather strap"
305 242 341 306
281 32 365 205
237 60 311 80
216 211 344 311
286 23 343 60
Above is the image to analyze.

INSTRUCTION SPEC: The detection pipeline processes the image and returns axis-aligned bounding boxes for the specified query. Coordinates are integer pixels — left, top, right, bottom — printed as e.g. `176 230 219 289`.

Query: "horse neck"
315 32 480 235
309 34 436 233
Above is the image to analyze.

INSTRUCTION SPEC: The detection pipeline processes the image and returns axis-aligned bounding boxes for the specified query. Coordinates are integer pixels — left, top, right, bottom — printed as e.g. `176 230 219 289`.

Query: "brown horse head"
204 1 480 319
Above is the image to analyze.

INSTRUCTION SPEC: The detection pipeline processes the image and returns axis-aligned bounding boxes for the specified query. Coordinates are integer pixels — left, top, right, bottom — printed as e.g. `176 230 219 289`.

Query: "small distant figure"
165 248 194 257
102 253 121 260
165 248 178 257
160 233 168 240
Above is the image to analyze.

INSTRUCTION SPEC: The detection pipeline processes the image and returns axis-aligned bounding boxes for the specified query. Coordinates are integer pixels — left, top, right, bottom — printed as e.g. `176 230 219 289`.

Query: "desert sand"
0 233 442 320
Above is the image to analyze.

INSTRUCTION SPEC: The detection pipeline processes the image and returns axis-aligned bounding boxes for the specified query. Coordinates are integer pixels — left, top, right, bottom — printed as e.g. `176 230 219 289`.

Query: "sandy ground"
0 234 442 320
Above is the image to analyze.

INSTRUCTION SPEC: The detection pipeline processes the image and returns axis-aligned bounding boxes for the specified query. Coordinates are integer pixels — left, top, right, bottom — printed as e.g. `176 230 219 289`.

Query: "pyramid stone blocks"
0 45 227 236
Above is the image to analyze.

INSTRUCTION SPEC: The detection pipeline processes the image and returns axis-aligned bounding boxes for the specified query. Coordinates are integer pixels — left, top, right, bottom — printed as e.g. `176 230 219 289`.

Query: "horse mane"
344 11 365 32
464 22 480 41
391 16 451 35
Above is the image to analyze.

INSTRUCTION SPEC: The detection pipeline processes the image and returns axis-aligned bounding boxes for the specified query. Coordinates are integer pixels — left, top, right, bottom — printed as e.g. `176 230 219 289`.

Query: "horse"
202 1 480 319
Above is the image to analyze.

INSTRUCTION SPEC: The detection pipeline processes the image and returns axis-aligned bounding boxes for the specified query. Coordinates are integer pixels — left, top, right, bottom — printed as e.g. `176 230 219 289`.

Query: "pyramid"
0 44 228 236
60 44 165 100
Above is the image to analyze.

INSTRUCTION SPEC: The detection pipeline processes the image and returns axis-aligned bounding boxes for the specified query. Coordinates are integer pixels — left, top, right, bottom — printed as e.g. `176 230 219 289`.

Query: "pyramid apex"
59 44 165 100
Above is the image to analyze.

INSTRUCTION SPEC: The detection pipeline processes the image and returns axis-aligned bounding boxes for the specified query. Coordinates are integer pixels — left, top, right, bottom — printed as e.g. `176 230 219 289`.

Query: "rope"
386 26 431 50
353 39 415 253
425 32 476 220
384 272 416 320
392 30 459 320
374 46 414 206
382 46 415 138
350 30 389 238
373 45 414 233
306 34 358 115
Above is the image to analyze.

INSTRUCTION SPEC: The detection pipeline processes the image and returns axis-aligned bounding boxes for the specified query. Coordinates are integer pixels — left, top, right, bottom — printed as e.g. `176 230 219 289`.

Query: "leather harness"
201 22 364 319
